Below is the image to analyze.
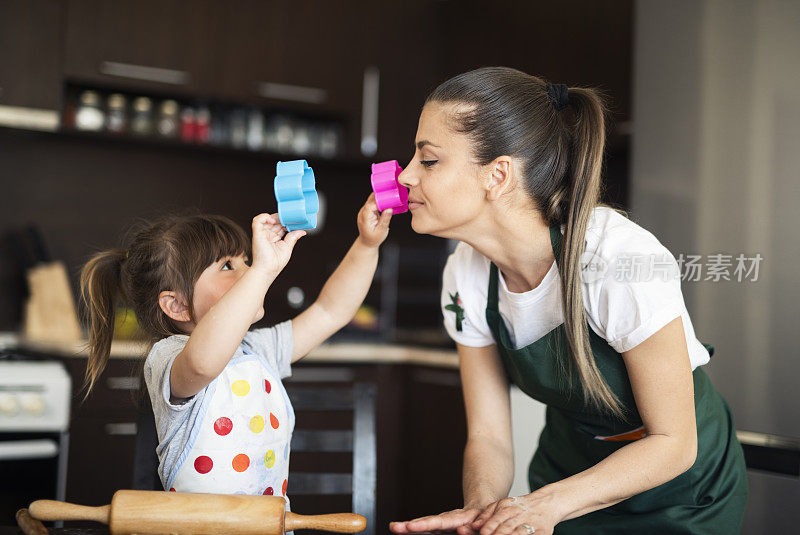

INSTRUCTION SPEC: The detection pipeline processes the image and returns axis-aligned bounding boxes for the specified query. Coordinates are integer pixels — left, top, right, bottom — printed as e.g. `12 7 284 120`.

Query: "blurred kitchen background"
0 0 797 533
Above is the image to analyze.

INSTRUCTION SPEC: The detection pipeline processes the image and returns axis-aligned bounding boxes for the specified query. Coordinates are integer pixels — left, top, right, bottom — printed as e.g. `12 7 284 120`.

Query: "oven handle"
0 439 58 461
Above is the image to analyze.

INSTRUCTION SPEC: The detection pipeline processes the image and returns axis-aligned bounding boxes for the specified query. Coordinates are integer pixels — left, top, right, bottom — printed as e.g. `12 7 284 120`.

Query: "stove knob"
0 393 20 416
21 394 46 416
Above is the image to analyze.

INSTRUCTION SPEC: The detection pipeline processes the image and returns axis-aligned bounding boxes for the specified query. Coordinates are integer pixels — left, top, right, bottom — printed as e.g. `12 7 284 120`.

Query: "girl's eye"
222 260 233 270
420 159 438 167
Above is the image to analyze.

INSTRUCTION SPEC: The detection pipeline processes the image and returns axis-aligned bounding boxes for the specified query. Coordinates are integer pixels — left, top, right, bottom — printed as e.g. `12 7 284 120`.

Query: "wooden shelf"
0 125 374 170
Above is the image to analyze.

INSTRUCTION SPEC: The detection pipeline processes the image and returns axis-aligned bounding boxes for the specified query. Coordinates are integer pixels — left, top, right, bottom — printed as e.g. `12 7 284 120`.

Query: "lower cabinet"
62 357 142 506
62 358 467 531
66 415 138 505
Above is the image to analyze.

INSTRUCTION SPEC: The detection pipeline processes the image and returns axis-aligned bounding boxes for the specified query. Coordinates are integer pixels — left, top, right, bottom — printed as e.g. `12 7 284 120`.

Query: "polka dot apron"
169 353 294 502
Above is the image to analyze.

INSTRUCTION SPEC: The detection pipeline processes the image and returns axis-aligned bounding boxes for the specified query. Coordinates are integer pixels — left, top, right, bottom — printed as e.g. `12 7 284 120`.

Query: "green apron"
484 225 748 534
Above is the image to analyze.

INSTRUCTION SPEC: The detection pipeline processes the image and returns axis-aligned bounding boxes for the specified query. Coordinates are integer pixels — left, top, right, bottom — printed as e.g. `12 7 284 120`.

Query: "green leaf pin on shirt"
445 292 465 332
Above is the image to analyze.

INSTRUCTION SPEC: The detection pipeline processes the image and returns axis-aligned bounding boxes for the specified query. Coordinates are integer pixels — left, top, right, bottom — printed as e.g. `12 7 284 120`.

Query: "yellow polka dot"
249 415 265 433
264 450 275 468
231 380 250 397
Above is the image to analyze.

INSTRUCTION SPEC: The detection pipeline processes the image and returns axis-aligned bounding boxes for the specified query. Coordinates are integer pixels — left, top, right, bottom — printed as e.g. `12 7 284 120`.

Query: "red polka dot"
214 417 233 436
263 487 274 495
282 479 288 496
232 454 250 473
169 488 176 492
194 455 213 474
270 413 279 429
264 379 271 393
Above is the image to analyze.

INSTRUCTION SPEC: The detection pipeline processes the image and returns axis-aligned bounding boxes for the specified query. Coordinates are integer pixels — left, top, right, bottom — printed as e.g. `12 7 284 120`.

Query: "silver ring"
521 524 536 535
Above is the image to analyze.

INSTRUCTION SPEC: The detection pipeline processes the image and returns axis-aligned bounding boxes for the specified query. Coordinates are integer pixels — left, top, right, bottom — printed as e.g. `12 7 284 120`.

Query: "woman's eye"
420 159 438 167
222 260 233 270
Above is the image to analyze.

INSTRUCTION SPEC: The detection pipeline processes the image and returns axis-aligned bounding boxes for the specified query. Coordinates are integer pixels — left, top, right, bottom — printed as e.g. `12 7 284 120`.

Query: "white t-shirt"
441 206 710 370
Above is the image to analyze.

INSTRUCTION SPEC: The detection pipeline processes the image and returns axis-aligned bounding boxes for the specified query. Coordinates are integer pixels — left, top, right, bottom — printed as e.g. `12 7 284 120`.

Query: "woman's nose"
398 163 417 188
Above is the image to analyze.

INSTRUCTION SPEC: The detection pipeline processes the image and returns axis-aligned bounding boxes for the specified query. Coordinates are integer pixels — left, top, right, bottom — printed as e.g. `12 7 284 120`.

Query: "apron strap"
488 263 500 312
549 223 563 267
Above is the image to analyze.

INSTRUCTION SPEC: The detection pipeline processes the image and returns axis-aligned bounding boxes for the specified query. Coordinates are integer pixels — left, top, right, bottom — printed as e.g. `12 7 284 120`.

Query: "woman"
389 67 747 535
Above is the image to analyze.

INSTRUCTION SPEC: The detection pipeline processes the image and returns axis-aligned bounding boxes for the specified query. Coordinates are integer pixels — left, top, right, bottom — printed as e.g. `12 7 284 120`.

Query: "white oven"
0 357 71 523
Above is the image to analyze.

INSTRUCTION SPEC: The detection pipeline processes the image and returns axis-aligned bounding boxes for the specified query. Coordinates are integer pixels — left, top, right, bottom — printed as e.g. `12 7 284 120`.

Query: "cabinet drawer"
67 358 143 415
66 414 138 506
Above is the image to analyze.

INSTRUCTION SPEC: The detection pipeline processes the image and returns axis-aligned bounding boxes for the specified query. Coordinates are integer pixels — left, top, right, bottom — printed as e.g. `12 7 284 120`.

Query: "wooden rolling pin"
15 509 48 535
29 489 367 534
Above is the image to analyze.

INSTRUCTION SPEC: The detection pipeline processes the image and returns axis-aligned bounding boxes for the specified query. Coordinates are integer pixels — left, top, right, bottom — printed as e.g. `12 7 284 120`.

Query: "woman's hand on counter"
389 507 482 534
468 491 562 535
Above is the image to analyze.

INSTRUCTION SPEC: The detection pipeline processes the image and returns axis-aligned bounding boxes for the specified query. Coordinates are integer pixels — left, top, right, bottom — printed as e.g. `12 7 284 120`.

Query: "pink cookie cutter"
370 160 408 214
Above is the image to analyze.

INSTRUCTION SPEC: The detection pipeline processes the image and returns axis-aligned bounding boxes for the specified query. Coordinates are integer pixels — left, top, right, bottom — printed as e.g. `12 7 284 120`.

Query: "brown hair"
427 67 624 418
79 213 249 394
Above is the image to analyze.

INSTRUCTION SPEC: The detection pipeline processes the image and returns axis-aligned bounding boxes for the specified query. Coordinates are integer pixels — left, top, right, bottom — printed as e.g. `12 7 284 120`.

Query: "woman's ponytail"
79 249 126 395
559 87 625 419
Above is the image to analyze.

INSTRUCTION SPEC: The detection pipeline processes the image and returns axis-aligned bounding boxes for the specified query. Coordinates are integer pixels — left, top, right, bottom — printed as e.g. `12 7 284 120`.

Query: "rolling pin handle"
28 500 111 524
284 512 367 533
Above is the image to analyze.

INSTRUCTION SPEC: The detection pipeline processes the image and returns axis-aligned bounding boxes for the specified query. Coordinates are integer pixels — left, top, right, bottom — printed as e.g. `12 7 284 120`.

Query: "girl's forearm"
463 436 515 509
543 434 696 522
315 237 379 327
183 267 277 377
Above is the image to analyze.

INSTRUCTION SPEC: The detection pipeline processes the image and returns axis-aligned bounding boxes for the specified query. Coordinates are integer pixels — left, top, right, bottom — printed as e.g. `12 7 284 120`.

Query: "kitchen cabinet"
53 355 466 530
0 0 64 110
60 0 445 158
215 1 366 111
63 1 371 111
61 357 142 506
63 0 220 96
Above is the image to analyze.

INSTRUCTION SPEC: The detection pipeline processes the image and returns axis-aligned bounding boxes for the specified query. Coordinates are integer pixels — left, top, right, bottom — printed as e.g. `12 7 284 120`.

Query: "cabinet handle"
105 376 139 391
360 66 379 156
99 61 190 85
104 423 137 436
256 82 327 104
0 439 58 461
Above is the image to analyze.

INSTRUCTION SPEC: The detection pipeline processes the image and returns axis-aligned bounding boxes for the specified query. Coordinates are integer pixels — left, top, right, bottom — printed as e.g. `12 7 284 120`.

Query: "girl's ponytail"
79 248 126 395
559 87 625 419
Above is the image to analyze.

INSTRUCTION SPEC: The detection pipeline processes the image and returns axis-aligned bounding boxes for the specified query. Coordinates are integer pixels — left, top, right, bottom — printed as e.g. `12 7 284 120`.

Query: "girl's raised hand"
357 193 393 249
250 213 305 275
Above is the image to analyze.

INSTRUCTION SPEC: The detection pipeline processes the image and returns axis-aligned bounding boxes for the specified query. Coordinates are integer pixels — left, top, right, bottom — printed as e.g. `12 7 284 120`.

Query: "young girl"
80 195 392 500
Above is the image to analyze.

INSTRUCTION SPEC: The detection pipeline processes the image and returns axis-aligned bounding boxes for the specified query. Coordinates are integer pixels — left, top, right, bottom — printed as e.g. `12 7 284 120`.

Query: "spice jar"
131 97 153 136
75 90 105 131
156 100 179 138
105 93 127 134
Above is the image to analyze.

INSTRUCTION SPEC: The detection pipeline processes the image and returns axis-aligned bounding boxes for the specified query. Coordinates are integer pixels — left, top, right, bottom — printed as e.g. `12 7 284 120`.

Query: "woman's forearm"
543 433 696 522
463 436 515 509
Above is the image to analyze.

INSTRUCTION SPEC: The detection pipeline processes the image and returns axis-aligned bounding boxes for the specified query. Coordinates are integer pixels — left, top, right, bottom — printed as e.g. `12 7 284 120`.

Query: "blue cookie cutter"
273 159 319 231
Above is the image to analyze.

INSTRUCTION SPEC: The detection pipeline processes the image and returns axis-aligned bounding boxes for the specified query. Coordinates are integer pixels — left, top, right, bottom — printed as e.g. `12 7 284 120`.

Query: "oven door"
0 432 67 524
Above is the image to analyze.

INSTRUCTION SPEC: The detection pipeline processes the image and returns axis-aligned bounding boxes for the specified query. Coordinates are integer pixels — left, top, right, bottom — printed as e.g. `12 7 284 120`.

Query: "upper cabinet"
63 0 221 96
213 1 370 115
60 0 381 156
0 0 64 110
62 1 372 114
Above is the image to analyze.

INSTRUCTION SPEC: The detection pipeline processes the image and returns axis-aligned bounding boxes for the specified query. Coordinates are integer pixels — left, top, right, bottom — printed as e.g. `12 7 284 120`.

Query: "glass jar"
156 100 179 138
74 90 105 131
131 97 153 136
105 93 127 133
